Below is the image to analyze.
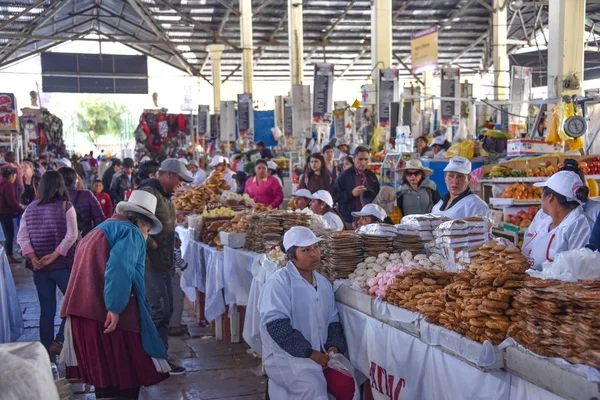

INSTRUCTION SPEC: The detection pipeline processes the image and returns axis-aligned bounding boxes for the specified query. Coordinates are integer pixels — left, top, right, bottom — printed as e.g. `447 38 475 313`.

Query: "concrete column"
207 44 225 113
548 0 585 96
239 0 253 93
492 0 509 100
288 0 304 85
370 0 392 69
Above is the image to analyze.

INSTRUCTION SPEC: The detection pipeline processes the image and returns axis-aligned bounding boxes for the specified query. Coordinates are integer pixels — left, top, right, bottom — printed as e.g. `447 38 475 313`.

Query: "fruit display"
498 183 542 200
569 157 600 175
372 152 385 162
487 163 559 178
505 206 539 229
488 165 528 178
587 178 599 197
202 207 236 218
173 185 219 211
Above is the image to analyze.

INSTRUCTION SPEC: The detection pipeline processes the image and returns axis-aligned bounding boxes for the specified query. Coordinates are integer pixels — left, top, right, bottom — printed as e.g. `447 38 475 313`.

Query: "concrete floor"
10 260 267 400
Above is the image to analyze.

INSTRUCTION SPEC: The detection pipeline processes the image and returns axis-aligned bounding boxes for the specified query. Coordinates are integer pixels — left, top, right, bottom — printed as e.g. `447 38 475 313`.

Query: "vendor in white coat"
309 190 345 231
521 171 593 271
352 203 388 228
291 188 312 211
187 160 207 185
208 155 237 192
431 136 448 159
431 156 490 219
258 226 357 400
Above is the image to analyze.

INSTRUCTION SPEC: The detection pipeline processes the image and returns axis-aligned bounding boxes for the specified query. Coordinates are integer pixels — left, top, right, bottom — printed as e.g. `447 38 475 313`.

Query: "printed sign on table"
0 93 18 131
411 26 439 74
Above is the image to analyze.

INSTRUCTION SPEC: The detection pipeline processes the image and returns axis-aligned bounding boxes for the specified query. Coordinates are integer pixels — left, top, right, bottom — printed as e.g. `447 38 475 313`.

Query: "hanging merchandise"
134 110 193 159
546 96 584 151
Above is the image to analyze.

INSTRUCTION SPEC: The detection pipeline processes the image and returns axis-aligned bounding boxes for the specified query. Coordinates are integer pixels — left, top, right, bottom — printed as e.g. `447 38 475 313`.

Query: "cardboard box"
507 139 561 157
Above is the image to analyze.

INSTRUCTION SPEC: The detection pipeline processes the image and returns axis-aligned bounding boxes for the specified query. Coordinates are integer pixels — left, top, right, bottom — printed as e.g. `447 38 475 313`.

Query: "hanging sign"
237 93 254 139
0 93 18 131
441 67 460 125
378 68 399 127
283 97 293 137
197 105 210 135
312 63 334 123
410 26 439 74
292 84 312 138
334 101 348 138
509 66 533 125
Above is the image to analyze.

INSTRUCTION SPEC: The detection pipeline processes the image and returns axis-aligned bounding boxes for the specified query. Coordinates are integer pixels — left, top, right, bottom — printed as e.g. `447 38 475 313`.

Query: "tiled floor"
10 260 267 400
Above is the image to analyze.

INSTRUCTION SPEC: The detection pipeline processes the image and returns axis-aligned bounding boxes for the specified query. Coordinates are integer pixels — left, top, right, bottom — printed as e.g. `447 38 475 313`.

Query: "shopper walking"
59 167 105 237
331 146 380 225
16 171 78 357
396 160 440 216
60 190 170 398
2 151 24 197
102 158 122 195
110 158 135 204
92 180 113 219
322 145 342 183
299 153 333 193
244 160 284 208
0 168 24 263
21 161 40 206
138 159 192 374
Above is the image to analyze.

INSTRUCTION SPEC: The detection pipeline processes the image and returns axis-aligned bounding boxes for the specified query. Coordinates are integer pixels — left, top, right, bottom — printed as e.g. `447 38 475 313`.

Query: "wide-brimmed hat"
115 190 163 234
396 159 433 176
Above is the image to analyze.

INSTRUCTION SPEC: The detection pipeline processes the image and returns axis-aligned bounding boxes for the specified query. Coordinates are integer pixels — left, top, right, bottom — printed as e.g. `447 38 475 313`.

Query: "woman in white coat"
208 155 237 191
521 171 593 271
258 226 356 400
431 156 490 219
309 190 345 231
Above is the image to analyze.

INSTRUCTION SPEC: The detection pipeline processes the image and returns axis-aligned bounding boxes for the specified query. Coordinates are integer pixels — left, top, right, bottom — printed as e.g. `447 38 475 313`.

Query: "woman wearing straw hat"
60 190 170 399
396 159 441 216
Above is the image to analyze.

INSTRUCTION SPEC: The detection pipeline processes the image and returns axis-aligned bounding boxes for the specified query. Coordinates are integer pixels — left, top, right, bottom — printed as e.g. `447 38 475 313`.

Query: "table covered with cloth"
222 246 260 315
0 247 23 343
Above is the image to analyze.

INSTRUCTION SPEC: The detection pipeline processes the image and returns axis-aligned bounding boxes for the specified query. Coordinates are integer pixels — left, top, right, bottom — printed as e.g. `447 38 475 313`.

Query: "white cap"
178 157 189 166
336 138 349 147
534 170 585 204
291 188 312 199
55 158 72 168
432 136 446 146
187 160 199 168
351 203 387 221
310 190 334 208
267 160 278 170
443 156 471 175
223 157 231 165
282 226 323 251
209 155 224 167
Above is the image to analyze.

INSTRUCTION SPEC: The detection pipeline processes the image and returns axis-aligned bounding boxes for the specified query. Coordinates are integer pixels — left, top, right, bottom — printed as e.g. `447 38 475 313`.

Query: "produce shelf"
490 198 542 207
481 175 600 184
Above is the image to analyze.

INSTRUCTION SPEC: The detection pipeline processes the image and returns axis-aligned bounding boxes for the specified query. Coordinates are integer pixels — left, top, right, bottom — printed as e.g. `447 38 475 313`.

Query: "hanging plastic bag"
327 352 355 378
445 140 475 159
545 103 562 146
369 127 385 153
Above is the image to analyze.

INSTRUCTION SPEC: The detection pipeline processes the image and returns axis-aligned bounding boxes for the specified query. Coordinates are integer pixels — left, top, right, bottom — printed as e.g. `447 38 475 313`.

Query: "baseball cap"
54 158 72 168
187 160 199 168
209 155 224 167
159 158 193 183
282 226 323 251
351 203 387 221
310 190 334 208
267 160 278 170
336 138 349 147
534 170 585 204
291 188 312 199
432 136 446 146
443 156 471 175
178 157 189 166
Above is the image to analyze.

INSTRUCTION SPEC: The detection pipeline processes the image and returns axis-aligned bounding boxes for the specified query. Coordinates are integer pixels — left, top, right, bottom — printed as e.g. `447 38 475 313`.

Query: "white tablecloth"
338 303 563 400
223 247 260 311
203 244 225 322
0 247 23 343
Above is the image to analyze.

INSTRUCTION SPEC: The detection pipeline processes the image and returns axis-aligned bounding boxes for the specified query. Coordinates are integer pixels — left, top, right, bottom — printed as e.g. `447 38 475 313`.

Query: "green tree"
75 96 128 144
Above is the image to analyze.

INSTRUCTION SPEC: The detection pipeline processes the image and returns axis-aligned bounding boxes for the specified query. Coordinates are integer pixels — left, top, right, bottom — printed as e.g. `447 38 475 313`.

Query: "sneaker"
168 326 187 337
168 361 186 375
48 340 63 358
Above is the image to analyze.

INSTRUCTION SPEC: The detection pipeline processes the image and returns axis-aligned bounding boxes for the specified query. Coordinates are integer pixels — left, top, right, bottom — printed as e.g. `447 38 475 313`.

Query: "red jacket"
93 191 113 219
0 177 23 216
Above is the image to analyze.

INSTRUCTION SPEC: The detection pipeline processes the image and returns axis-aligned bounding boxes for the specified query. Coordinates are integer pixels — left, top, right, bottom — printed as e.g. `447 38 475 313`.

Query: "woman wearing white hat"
309 190 345 231
431 156 490 219
396 159 440 216
258 226 357 400
522 171 593 271
290 188 312 211
60 190 170 399
208 155 237 191
351 203 388 228
267 160 284 188
431 136 449 159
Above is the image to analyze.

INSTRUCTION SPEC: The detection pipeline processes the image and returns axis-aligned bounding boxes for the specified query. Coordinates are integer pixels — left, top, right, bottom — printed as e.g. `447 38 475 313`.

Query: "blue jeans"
33 269 71 349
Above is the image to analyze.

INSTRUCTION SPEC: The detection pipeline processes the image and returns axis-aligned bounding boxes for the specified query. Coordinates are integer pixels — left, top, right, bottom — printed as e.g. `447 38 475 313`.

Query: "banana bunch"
203 207 236 217
489 165 512 178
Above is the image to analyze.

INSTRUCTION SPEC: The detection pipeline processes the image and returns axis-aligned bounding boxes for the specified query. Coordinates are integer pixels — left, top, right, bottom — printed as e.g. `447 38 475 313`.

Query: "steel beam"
446 31 487 66
339 47 367 77
392 0 412 21
200 9 231 74
216 0 240 16
0 0 46 32
253 0 276 16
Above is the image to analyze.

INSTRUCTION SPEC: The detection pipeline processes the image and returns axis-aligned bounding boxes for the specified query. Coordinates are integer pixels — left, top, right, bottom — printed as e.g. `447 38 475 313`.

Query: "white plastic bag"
327 352 355 378
531 248 600 282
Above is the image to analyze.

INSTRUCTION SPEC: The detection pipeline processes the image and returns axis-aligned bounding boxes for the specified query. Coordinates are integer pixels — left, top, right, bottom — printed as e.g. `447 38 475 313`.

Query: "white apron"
258 261 358 400
431 193 490 220
522 207 593 271
323 212 344 232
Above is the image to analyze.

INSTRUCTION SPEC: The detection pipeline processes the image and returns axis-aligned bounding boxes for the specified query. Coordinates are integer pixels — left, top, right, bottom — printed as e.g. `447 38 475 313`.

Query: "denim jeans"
0 214 15 256
33 269 71 349
145 271 173 350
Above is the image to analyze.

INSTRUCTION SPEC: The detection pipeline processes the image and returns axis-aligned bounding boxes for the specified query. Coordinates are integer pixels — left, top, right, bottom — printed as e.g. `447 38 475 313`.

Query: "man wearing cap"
290 188 312 211
138 158 193 374
258 226 356 400
352 203 388 228
310 190 345 231
110 157 135 204
331 146 380 226
523 171 593 270
187 159 207 185
431 156 490 219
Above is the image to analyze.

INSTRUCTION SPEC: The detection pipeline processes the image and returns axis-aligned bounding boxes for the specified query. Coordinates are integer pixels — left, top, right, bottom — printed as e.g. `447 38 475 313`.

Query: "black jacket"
331 167 380 223
102 167 116 194
110 172 134 204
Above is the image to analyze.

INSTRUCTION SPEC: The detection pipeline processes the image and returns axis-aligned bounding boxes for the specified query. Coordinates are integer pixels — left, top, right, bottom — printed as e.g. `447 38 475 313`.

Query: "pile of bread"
173 185 219 211
221 213 253 234
512 279 600 368
204 171 230 193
